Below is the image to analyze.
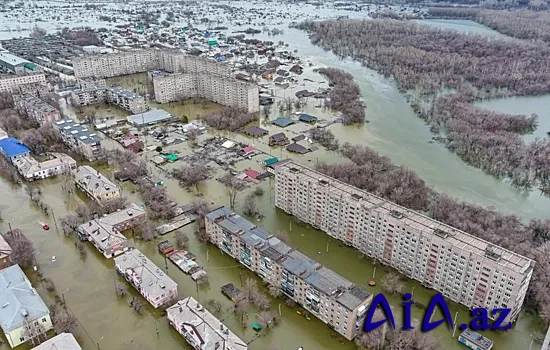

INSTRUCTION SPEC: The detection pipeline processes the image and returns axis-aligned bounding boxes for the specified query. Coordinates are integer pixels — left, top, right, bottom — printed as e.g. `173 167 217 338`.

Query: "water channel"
0 8 546 350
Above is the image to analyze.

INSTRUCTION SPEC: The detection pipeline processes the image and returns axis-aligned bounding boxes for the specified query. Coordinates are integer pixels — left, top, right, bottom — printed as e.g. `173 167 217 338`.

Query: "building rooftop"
207 206 370 311
286 143 309 154
108 87 141 100
0 137 30 157
167 297 248 350
13 153 76 178
0 234 12 262
0 265 50 333
78 217 127 253
459 328 494 349
54 119 102 144
243 126 268 137
96 203 146 227
0 52 28 67
72 165 119 198
127 109 173 126
114 249 178 300
275 161 534 275
32 333 82 350
271 117 295 127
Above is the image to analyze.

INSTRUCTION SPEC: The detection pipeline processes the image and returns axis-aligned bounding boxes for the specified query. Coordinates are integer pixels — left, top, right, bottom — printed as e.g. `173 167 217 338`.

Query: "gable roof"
72 166 119 197
32 333 82 350
0 265 50 333
271 117 295 128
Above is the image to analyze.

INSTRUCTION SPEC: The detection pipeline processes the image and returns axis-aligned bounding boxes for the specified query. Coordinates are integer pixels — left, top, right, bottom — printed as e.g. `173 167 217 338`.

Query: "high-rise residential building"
0 73 47 93
273 161 534 324
72 49 259 113
13 95 61 125
205 207 372 340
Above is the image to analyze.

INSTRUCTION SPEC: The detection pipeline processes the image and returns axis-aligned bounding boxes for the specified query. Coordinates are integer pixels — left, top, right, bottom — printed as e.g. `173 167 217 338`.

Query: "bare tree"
234 297 249 326
242 193 259 217
381 272 404 295
174 231 189 249
115 283 128 298
130 297 145 315
258 310 276 329
191 198 211 229
268 285 281 298
171 164 210 191
355 309 386 350
220 172 246 209
50 304 78 334
276 230 290 244
196 274 210 286
2 229 35 268
136 220 157 241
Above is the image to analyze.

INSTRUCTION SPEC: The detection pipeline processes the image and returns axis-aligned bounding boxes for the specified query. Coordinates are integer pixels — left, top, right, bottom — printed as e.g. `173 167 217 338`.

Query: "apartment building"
114 249 178 308
13 95 61 125
167 297 248 350
205 207 372 340
72 165 120 202
17 83 50 98
72 49 259 113
273 161 534 324
13 153 76 181
71 87 147 114
0 73 46 93
77 77 106 89
53 119 102 161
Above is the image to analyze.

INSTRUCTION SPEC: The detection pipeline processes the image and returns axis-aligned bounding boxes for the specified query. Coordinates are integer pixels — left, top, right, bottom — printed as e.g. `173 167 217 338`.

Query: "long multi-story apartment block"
53 119 102 161
0 73 47 93
72 49 259 113
273 161 534 324
13 94 61 125
71 87 147 113
205 207 372 340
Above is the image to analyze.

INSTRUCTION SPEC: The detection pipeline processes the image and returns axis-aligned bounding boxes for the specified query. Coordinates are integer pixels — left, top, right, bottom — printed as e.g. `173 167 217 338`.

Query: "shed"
162 154 179 162
243 126 268 137
264 157 279 166
287 143 310 154
245 169 261 179
158 240 174 255
151 155 167 165
271 117 295 128
242 146 255 156
252 323 262 331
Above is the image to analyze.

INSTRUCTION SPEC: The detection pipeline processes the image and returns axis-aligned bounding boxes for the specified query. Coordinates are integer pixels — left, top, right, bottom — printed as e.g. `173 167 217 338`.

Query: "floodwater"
418 19 510 39
0 7 547 350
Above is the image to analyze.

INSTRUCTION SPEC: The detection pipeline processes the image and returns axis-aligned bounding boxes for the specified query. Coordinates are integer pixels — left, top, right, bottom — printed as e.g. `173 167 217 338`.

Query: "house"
127 141 144 153
241 146 255 157
32 333 82 350
286 143 310 154
114 249 178 308
292 134 306 142
273 76 285 84
0 235 12 270
13 153 77 181
245 169 261 180
0 265 52 348
276 69 289 77
72 166 121 202
167 297 248 350
458 329 493 350
242 126 268 137
289 64 303 74
263 157 279 166
269 133 289 146
0 138 30 164
271 117 295 128
298 113 317 123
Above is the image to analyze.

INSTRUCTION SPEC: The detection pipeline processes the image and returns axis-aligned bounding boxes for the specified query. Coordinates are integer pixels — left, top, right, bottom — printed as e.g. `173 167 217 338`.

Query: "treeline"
428 8 550 43
317 68 366 125
298 19 550 194
315 139 550 327
201 107 257 131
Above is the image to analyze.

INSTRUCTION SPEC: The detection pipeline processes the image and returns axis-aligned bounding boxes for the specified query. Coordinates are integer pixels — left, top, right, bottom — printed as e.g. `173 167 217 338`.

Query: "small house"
287 143 310 154
243 126 268 137
298 113 317 123
269 133 289 146
245 169 261 180
158 240 174 255
241 146 255 157
271 117 295 128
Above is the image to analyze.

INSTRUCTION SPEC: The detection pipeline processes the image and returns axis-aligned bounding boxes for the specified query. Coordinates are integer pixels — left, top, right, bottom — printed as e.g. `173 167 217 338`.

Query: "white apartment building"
153 73 259 113
13 95 61 125
71 87 147 114
0 73 47 93
205 207 372 340
274 161 534 324
13 153 76 181
53 119 102 161
72 49 259 113
77 77 106 89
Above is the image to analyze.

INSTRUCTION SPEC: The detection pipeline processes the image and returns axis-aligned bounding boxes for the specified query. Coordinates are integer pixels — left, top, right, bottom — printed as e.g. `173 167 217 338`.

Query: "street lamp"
529 334 534 350
97 336 104 350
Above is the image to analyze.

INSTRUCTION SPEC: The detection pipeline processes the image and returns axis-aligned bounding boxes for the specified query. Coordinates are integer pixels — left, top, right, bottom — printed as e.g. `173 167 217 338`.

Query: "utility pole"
326 240 329 253
452 311 459 338
278 303 281 316
206 250 209 262
239 271 243 286
51 209 59 233
289 221 292 232
373 267 376 279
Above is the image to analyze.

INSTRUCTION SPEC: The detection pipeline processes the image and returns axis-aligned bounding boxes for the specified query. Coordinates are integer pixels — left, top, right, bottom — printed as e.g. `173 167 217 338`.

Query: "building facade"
167 297 248 350
72 49 259 113
114 249 178 308
13 95 61 125
0 73 47 93
205 207 372 340
0 234 12 269
273 161 534 324
72 165 120 202
13 153 76 181
0 265 52 348
53 119 102 161
71 87 147 114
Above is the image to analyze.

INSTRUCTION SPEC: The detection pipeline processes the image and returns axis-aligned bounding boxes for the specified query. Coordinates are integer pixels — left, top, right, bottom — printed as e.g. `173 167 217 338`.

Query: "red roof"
242 146 255 153
245 169 261 179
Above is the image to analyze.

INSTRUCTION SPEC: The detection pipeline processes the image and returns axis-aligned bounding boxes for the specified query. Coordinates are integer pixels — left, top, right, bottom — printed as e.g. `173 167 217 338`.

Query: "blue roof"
299 114 317 122
0 137 30 157
271 117 295 128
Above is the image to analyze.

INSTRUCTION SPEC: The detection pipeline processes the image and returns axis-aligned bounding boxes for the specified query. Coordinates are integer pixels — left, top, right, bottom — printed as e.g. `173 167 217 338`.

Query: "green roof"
252 322 262 331
162 154 178 162
24 62 37 70
264 157 279 166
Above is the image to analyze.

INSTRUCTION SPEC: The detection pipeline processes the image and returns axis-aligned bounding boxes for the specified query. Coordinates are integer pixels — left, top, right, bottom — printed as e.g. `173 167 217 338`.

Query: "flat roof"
127 109 173 126
0 52 28 67
0 137 30 157
276 161 533 275
54 119 102 144
459 328 493 349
